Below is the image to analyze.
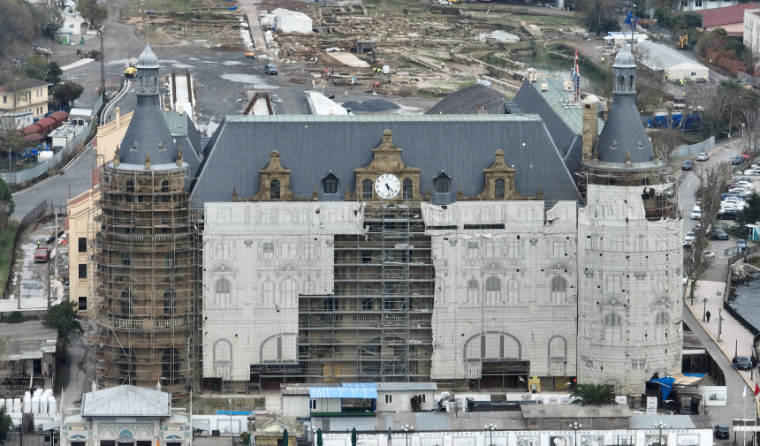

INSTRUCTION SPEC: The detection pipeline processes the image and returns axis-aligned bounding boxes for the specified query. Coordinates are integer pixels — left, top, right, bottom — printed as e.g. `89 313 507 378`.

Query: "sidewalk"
686 280 758 416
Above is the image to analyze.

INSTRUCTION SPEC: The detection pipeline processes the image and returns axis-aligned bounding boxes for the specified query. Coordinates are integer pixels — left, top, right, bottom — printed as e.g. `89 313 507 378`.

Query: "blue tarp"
309 383 377 399
650 377 676 402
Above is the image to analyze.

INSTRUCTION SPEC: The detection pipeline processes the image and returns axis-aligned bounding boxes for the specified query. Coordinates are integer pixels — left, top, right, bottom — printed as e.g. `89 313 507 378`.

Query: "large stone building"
79 44 681 395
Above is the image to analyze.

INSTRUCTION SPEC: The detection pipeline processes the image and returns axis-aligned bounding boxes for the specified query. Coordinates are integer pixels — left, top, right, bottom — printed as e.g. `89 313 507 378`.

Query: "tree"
45 61 62 84
0 178 14 217
738 193 760 229
650 128 683 165
574 0 620 35
76 0 108 28
570 383 615 405
0 128 30 161
23 54 48 81
654 7 675 28
42 301 83 342
631 45 666 111
2 312 23 323
0 0 36 59
0 406 10 442
686 161 732 304
52 82 84 109
33 3 63 39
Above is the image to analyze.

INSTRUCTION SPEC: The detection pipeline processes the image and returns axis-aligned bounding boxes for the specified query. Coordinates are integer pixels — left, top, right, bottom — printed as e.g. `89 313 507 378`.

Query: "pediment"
481 261 504 271
602 297 625 307
280 262 299 272
214 262 237 273
354 130 420 174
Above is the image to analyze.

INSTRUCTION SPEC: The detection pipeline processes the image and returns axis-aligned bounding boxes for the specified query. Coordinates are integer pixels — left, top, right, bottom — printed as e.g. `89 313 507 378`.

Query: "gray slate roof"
81 385 170 417
191 115 579 206
425 84 509 115
163 111 203 177
595 93 654 164
513 79 584 179
375 382 438 391
629 414 696 429
119 96 178 165
521 404 631 418
136 44 160 69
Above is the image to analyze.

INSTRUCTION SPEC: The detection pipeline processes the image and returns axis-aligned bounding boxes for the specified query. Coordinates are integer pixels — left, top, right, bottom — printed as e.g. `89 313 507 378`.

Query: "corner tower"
89 44 198 392
577 45 683 395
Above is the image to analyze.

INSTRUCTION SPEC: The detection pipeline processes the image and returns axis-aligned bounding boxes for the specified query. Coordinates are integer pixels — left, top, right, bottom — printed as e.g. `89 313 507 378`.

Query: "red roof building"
691 3 760 37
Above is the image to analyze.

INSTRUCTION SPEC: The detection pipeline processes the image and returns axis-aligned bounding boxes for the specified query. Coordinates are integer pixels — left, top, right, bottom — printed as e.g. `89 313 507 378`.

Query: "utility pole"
54 212 58 289
99 30 106 99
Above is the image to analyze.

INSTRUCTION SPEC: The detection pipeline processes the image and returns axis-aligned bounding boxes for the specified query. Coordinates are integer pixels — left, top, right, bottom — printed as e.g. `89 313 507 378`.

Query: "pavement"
675 135 760 432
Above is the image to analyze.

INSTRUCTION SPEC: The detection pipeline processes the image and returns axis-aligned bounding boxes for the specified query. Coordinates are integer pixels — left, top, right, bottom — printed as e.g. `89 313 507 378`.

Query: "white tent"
635 40 710 81
272 8 312 33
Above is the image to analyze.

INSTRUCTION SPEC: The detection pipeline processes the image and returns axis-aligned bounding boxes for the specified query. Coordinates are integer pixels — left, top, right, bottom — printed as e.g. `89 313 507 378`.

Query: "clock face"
375 174 401 199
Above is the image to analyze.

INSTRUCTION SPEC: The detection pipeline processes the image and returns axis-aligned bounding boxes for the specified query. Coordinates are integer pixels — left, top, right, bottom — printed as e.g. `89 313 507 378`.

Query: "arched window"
282 279 296 308
161 180 169 193
120 290 132 314
126 180 134 202
403 179 413 199
163 287 176 314
464 332 521 362
263 281 274 306
628 75 634 90
435 173 450 193
162 348 180 383
215 279 231 309
213 340 232 379
617 75 624 90
654 312 668 340
324 173 338 194
603 313 623 343
551 276 567 304
467 279 478 303
270 180 280 200
362 179 373 199
485 277 501 306
548 336 567 360
495 179 505 199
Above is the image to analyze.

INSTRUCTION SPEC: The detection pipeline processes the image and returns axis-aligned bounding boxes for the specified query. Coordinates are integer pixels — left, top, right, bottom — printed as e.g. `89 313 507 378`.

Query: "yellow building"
66 107 131 315
0 79 52 119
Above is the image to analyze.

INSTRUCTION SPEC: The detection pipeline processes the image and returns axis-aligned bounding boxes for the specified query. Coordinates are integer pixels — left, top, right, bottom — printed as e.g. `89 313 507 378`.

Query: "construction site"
87 158 200 393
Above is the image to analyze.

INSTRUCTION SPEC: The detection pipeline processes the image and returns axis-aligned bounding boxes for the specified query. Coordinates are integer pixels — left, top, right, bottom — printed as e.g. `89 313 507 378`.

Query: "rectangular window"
384 394 392 404
282 243 297 259
419 394 426 403
304 243 316 260
484 242 501 258
121 253 130 266
2 96 6 104
263 242 275 258
362 250 372 263
363 298 373 310
606 275 622 294
552 241 565 258
467 242 478 258
78 237 87 253
78 264 87 279
310 400 317 410
78 296 87 310
507 242 520 258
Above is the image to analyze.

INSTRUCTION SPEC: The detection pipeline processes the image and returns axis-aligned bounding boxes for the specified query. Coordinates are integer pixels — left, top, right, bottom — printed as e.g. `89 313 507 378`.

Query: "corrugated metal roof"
310 383 377 399
81 385 170 417
375 383 438 391
629 414 696 429
521 404 631 418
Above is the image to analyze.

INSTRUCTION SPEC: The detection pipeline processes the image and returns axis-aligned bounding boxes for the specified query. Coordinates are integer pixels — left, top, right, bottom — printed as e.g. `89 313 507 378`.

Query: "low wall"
672 136 715 157
0 123 90 184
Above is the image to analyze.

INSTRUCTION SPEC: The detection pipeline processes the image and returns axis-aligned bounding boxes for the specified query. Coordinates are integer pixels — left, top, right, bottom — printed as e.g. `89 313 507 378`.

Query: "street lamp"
702 297 709 322
569 422 582 446
485 424 495 446
718 308 724 341
654 422 668 446
401 425 414 446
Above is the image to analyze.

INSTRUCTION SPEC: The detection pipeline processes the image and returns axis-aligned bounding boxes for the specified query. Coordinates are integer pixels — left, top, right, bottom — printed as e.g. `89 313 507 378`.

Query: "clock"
375 174 400 200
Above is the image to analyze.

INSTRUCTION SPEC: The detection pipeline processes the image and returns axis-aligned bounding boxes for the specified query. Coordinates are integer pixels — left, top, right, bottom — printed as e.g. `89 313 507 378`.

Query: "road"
675 136 758 430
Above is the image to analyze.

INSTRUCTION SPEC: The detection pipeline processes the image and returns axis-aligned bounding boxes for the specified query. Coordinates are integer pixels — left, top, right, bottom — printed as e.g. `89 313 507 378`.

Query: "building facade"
0 79 51 119
744 8 760 51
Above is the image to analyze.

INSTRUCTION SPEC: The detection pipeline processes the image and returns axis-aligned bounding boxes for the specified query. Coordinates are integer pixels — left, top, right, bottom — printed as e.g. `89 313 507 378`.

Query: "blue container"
228 6 237 10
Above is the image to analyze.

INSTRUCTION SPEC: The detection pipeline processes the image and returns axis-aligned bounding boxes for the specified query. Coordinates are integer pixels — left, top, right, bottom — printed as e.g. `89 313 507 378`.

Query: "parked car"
720 204 739 212
683 273 688 285
33 248 49 263
683 235 694 247
744 168 760 175
682 161 693 170
696 152 709 161
692 224 701 231
732 180 755 190
738 239 748 251
264 64 278 75
726 189 749 198
707 229 729 240
732 156 743 165
715 425 730 440
703 251 715 260
735 355 752 370
690 209 702 220
718 210 738 220
722 193 745 201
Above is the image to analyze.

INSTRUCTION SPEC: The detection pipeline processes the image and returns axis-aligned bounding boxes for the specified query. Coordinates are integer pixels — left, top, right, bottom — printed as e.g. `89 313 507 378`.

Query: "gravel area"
340 99 401 112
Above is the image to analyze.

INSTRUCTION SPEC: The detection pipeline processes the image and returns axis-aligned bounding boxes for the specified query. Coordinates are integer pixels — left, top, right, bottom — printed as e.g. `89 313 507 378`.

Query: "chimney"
156 382 162 402
581 95 600 161
178 104 184 116
91 382 97 401
115 107 121 127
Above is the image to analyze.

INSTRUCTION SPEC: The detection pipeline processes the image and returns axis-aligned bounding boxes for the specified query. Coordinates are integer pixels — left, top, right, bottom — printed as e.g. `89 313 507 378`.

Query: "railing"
154 317 188 328
104 317 143 329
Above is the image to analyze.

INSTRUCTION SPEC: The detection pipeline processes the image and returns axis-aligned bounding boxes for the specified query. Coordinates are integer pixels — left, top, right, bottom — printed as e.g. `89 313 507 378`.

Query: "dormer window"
130 142 138 152
270 180 280 200
403 179 413 198
434 172 450 193
158 142 165 151
324 173 338 194
362 179 373 199
495 179 505 199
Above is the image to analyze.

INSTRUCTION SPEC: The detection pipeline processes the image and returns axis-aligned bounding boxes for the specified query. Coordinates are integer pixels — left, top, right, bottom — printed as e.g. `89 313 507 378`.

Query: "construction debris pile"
123 11 249 46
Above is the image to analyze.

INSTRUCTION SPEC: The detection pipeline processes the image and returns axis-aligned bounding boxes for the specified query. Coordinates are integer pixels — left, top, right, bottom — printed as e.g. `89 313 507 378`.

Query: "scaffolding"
247 202 435 386
87 161 200 392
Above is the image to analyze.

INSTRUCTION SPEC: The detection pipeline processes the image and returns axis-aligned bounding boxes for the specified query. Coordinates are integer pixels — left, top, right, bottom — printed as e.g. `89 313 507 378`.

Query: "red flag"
754 383 759 396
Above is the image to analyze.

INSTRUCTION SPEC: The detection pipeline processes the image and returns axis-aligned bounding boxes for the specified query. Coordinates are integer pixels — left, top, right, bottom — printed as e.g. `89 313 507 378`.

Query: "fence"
738 72 760 87
0 122 91 185
2 200 53 300
672 136 716 157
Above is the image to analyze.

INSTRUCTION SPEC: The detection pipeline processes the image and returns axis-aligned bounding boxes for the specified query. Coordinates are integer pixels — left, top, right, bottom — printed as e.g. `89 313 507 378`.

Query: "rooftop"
0 79 51 93
521 404 632 418
81 385 171 417
0 321 57 361
375 382 438 391
635 40 708 71
693 3 760 26
629 414 696 429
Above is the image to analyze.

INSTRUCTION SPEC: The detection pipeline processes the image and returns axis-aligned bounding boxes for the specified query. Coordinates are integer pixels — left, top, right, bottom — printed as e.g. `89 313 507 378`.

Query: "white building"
0 111 34 130
62 385 190 446
681 0 738 12
634 40 709 81
375 382 437 412
272 8 313 33
744 9 760 52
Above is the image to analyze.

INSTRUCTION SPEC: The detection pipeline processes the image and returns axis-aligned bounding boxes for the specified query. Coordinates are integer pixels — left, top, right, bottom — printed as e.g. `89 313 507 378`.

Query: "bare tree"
685 161 732 304
650 128 683 165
